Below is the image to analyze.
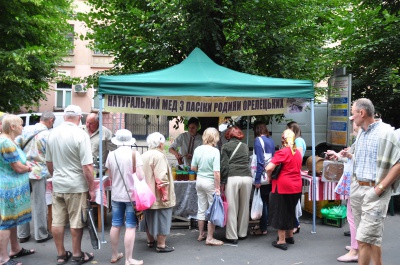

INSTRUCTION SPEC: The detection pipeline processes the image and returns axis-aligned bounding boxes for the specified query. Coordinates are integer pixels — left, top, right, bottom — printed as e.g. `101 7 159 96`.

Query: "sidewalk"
13 211 400 265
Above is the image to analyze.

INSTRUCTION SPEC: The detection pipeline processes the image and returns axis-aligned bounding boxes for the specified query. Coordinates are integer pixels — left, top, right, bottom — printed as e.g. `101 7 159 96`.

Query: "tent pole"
246 116 250 146
311 98 316 233
98 94 106 243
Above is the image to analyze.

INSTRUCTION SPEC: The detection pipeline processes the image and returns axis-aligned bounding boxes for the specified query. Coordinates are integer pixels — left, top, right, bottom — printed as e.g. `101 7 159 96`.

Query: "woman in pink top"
266 129 302 251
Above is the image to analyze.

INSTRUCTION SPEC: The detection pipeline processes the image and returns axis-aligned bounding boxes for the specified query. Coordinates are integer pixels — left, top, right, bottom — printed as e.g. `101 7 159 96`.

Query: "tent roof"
99 48 314 98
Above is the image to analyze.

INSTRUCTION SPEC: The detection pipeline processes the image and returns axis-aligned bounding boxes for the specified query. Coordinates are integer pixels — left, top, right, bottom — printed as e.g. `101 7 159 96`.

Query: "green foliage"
0 0 74 112
327 0 400 128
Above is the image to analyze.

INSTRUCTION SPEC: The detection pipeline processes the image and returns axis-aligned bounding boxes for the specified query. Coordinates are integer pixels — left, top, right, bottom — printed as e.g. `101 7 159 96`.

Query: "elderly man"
16 111 55 243
46 105 96 265
82 113 115 172
347 98 400 265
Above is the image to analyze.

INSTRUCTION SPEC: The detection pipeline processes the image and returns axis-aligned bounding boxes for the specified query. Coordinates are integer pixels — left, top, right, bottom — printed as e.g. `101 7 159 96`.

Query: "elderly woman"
105 129 144 265
142 132 176 253
220 126 252 244
191 127 223 246
0 115 35 265
266 129 302 251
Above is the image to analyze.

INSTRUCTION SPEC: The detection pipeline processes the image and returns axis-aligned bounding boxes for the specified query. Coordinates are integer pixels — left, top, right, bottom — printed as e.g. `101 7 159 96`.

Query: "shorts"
52 192 88 229
350 181 391 246
111 201 137 228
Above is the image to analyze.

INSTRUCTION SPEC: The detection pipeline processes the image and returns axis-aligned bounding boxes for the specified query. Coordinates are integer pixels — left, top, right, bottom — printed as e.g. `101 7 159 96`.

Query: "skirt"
144 207 173 236
270 192 301 230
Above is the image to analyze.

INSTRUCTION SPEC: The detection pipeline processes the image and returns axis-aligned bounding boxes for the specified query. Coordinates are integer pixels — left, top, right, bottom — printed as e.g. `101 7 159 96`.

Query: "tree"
328 0 400 128
0 0 74 113
79 0 343 86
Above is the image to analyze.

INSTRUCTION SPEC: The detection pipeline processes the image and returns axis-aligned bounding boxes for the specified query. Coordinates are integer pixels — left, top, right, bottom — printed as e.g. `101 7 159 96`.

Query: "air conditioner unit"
74 84 86 93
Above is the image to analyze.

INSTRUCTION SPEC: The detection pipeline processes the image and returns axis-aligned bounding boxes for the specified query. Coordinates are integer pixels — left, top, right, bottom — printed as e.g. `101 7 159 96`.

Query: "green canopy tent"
96 48 320 243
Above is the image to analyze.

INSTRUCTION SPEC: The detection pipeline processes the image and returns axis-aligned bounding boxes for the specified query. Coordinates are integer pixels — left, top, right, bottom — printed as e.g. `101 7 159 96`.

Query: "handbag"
251 137 271 185
250 188 263 220
205 193 225 227
221 192 229 227
81 199 100 250
271 163 282 179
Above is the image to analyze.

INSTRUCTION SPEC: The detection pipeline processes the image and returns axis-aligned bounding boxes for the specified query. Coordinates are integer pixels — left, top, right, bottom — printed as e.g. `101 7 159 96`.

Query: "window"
66 24 74 54
56 82 72 109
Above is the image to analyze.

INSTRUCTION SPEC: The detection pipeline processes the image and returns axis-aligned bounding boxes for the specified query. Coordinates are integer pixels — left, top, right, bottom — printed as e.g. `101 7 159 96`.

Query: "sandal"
2 259 22 265
147 240 155 248
205 238 224 246
110 253 123 263
71 252 94 265
57 250 72 265
10 248 35 258
252 229 267 236
156 245 174 253
251 225 260 230
197 234 206 242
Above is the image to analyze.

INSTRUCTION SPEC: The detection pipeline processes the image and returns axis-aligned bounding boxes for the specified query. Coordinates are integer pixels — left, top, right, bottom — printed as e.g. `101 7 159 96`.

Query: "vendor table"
301 170 347 201
173 181 198 219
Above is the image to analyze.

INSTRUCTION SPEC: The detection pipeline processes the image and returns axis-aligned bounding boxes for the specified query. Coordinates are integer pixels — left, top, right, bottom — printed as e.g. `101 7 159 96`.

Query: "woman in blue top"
252 121 275 236
0 115 35 265
287 121 306 234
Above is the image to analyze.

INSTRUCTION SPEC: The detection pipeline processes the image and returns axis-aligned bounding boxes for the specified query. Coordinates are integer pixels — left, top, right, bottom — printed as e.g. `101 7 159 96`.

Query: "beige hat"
111 129 136 146
64 105 82 116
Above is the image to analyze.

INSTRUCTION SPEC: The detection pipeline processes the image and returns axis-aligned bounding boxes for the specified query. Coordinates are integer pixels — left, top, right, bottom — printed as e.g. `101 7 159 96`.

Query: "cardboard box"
303 192 341 218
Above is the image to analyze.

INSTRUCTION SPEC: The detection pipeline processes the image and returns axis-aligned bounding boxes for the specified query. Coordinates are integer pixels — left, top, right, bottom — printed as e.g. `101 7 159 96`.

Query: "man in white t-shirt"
46 105 96 265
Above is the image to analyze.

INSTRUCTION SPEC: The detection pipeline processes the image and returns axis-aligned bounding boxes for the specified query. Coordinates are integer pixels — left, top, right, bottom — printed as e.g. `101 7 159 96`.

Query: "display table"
173 181 198 219
301 171 346 201
46 176 111 231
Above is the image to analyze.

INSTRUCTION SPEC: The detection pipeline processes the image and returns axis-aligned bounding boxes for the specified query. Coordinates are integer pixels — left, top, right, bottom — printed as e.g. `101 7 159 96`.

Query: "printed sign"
103 95 306 117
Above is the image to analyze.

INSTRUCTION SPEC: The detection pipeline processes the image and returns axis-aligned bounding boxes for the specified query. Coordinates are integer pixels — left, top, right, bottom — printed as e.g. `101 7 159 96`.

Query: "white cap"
111 129 136 146
64 105 82 116
349 116 354 121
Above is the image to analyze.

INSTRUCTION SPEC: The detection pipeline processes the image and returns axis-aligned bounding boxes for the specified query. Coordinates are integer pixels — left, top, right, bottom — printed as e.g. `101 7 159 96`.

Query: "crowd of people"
1 97 400 265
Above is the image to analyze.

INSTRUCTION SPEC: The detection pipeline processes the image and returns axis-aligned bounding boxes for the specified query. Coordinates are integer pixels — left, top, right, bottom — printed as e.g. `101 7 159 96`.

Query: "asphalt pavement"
11 209 400 265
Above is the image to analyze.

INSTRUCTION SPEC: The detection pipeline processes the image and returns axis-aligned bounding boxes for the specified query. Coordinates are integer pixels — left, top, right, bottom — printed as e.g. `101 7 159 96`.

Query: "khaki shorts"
52 192 88 229
350 181 391 246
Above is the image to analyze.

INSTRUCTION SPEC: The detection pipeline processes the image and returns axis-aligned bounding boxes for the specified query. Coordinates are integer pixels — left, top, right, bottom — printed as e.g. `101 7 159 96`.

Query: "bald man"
82 113 116 171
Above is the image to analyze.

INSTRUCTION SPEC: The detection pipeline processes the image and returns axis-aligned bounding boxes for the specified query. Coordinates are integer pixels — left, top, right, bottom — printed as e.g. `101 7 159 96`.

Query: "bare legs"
110 226 142 265
358 241 382 265
197 220 206 240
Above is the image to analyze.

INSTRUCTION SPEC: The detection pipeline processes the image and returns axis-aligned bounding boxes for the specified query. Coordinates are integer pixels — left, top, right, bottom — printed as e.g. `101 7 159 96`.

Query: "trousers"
225 176 252 239
17 178 49 240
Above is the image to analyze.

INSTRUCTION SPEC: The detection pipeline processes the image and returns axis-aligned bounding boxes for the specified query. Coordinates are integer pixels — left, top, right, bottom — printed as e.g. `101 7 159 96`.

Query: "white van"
18 112 88 128
234 103 330 157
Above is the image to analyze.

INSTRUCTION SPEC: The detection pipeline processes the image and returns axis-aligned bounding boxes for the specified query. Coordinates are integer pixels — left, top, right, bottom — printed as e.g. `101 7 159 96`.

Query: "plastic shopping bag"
250 188 263 220
205 193 225 227
221 193 229 227
335 159 353 196
133 173 156 211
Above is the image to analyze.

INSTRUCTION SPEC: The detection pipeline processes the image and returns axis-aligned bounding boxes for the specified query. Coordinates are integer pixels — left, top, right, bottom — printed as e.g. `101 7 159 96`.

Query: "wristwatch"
377 184 386 192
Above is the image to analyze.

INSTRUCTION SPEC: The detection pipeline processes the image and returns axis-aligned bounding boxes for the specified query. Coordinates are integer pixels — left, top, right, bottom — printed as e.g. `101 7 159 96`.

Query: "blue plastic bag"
205 193 225 227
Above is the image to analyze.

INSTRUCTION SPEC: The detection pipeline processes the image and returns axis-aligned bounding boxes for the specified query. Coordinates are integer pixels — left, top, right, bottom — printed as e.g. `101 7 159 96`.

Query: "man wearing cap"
82 113 116 173
169 117 202 167
16 111 55 244
46 105 96 264
347 98 400 265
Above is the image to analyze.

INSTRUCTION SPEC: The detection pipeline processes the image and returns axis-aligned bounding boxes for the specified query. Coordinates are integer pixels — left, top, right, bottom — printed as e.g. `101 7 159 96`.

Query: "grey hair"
354 98 375 117
202 127 220 146
146 132 165 149
40 111 55 122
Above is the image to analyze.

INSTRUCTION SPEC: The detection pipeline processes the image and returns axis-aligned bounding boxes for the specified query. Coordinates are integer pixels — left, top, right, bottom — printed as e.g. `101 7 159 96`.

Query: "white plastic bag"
250 188 263 220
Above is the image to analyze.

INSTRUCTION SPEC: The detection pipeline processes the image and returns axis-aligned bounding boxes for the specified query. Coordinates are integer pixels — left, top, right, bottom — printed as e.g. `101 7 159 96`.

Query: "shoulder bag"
113 150 145 221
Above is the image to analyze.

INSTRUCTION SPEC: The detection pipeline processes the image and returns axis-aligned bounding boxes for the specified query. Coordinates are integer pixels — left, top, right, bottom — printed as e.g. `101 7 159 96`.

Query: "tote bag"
132 173 156 211
334 159 353 196
205 193 225 227
251 137 271 185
